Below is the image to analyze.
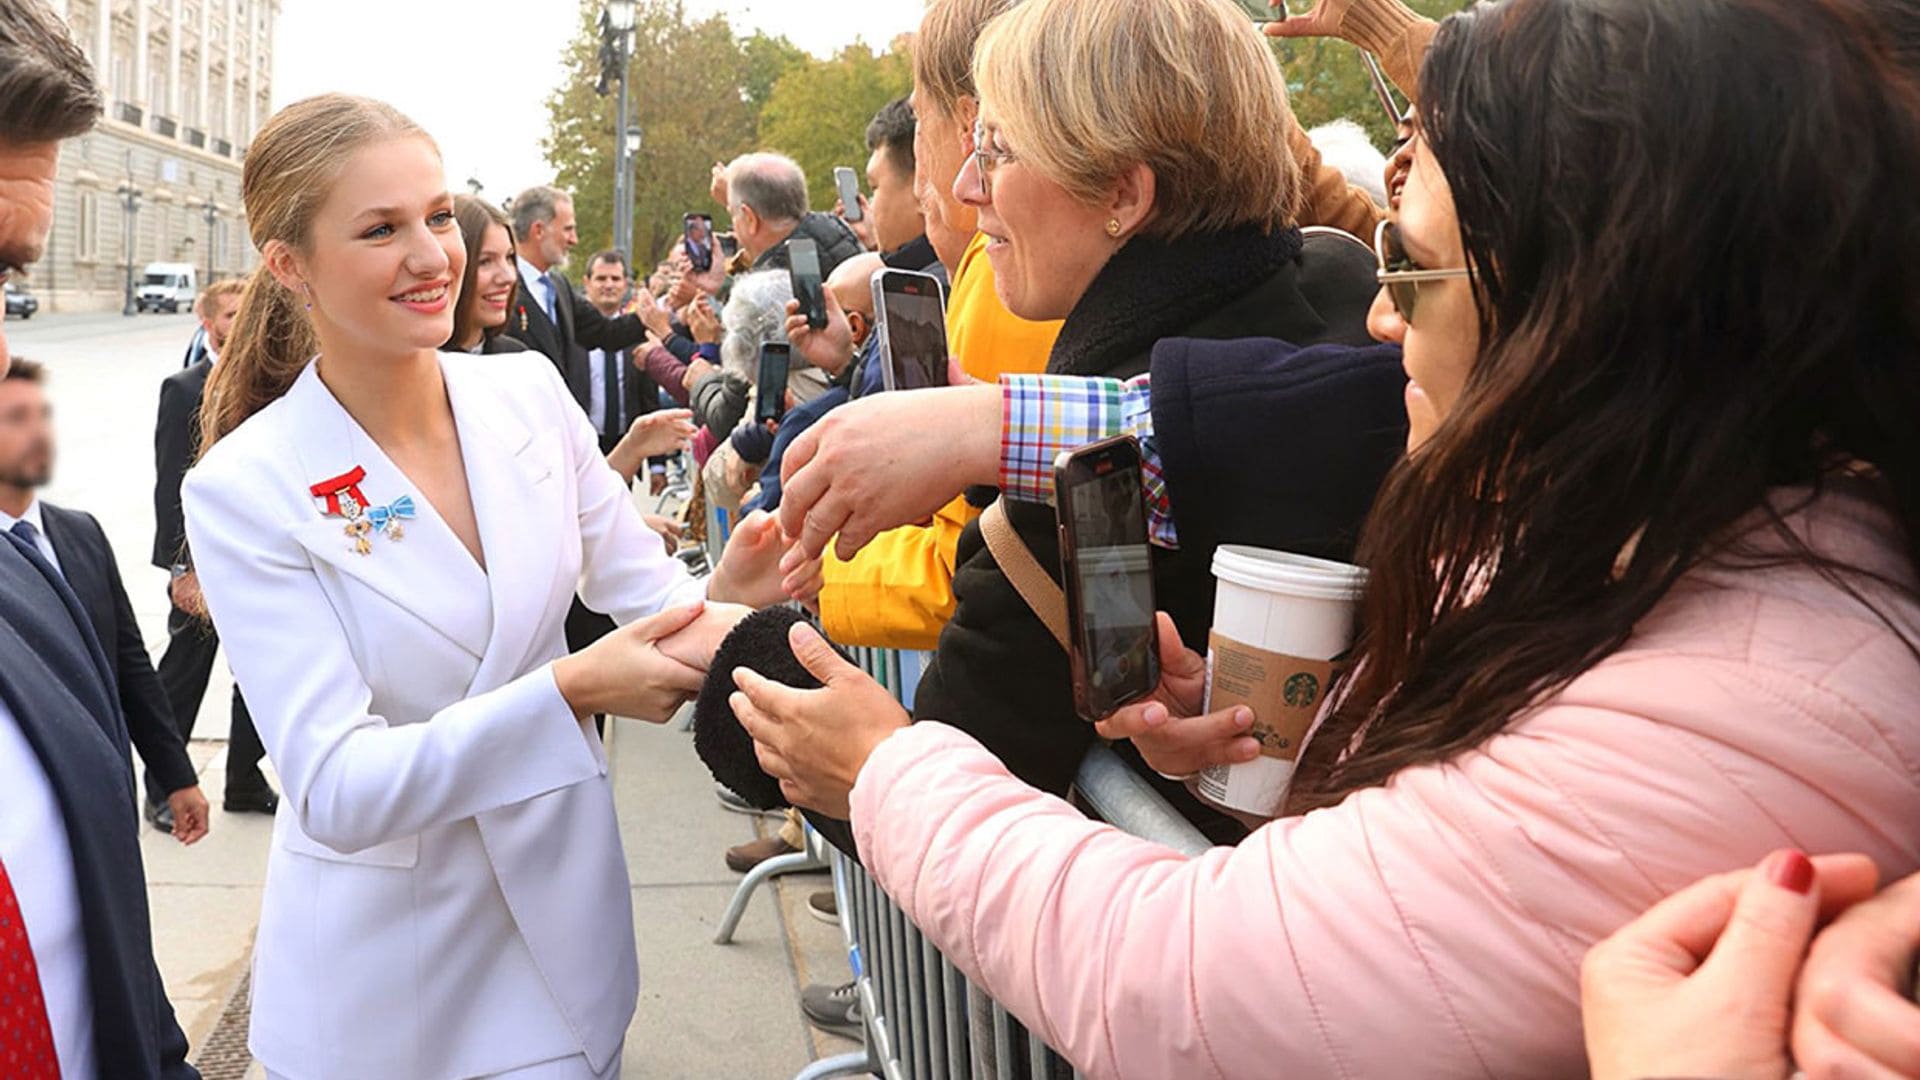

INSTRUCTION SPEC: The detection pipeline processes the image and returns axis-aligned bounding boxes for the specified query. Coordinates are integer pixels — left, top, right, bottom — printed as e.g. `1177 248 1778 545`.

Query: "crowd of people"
1 0 1918 1077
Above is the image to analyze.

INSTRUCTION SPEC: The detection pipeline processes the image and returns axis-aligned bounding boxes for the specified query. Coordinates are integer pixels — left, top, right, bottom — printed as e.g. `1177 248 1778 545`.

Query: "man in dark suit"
0 359 209 844
0 5 198 1074
507 184 656 411
579 248 661 459
150 278 277 822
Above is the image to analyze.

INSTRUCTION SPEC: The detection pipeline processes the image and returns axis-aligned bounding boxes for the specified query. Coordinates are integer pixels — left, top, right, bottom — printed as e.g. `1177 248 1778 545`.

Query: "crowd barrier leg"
713 846 825 945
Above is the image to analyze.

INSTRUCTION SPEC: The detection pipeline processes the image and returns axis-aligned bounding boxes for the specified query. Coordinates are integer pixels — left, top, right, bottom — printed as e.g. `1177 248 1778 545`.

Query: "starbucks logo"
1283 672 1320 708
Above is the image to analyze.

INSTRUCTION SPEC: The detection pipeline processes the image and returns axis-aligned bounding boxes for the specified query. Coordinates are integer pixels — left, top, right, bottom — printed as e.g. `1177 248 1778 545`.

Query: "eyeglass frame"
970 119 1017 200
1373 218 1472 324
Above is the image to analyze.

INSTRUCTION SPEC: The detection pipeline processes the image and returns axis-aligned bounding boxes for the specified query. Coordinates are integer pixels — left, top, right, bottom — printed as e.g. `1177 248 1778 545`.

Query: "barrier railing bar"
1073 744 1212 858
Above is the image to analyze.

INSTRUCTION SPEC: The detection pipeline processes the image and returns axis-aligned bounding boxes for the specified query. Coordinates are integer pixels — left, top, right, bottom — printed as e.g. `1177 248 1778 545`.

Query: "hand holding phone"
834 167 864 223
1055 436 1160 721
788 238 828 331
756 343 792 425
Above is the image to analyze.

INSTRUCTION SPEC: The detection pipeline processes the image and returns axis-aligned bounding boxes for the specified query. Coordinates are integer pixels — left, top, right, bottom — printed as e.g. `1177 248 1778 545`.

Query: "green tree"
1270 0 1466 148
754 43 913 215
544 0 792 268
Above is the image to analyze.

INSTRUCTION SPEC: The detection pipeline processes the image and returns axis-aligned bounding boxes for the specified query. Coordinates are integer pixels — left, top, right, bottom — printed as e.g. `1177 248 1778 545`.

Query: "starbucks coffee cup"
1194 546 1367 817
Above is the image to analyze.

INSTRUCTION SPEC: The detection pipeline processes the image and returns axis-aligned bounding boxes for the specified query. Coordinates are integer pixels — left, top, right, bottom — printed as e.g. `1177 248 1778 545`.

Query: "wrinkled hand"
777 383 1003 560
727 445 762 495
170 570 206 620
778 542 824 613
709 509 796 609
627 409 696 459
785 294 855 375
709 161 730 206
630 285 674 339
553 602 709 723
1581 850 1881 1080
836 194 877 251
1094 613 1259 778
683 357 716 393
655 601 753 672
687 296 723 345
641 512 682 551
731 621 910 818
167 785 210 845
1793 869 1920 1077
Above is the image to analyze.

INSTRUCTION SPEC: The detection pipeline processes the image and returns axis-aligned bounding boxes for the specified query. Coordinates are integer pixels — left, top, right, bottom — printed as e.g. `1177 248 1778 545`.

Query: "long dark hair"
1284 0 1920 814
448 194 517 350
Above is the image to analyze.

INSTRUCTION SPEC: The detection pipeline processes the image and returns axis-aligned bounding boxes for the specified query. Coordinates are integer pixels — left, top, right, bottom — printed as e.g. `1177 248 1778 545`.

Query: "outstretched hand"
731 621 910 818
776 383 1003 560
709 509 802 609
1095 613 1259 778
1581 850 1881 1080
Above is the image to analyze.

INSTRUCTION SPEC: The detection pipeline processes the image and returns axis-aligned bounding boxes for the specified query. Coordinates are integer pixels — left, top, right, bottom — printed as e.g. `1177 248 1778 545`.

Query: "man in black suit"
150 278 277 824
0 358 209 844
507 184 656 411
579 248 661 458
0 5 198 1075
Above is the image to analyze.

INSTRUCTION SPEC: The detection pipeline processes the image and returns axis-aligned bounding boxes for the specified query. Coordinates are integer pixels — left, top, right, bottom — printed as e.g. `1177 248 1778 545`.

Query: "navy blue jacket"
0 533 197 1079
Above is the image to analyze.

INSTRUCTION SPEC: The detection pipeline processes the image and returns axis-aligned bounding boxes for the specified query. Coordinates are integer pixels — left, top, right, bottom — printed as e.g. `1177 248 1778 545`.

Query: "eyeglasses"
1374 218 1471 324
971 120 1016 200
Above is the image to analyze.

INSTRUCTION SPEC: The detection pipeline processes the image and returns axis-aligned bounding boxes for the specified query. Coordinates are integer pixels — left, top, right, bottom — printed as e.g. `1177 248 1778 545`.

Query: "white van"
136 262 199 313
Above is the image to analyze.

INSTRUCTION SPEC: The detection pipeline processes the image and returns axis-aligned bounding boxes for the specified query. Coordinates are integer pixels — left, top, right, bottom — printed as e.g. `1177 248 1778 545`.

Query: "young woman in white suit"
182 94 786 1079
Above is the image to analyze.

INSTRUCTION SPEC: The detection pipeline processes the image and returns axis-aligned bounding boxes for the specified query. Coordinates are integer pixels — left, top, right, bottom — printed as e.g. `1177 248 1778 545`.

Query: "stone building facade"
31 0 277 313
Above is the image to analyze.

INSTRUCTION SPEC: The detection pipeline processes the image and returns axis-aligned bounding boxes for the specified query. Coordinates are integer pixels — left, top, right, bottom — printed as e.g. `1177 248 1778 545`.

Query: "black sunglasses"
1373 219 1471 324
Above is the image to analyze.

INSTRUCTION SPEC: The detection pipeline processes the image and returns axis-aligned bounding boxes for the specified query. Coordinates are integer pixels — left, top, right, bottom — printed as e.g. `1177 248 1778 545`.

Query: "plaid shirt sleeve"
998 373 1178 549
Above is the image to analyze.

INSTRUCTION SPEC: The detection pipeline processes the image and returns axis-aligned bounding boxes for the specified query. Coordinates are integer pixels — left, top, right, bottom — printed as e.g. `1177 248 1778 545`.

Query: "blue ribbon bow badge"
365 495 416 541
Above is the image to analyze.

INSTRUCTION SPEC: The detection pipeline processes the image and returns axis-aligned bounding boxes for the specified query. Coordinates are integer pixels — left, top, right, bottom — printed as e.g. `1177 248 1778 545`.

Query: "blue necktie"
537 272 557 325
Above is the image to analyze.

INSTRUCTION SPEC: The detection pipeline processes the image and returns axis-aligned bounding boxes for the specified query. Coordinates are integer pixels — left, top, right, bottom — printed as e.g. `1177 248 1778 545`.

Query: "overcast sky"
273 0 922 203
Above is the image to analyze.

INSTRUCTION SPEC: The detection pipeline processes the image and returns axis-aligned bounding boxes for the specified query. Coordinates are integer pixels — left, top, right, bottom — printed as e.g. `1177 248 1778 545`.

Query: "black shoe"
800 979 862 1039
144 799 176 834
224 788 279 815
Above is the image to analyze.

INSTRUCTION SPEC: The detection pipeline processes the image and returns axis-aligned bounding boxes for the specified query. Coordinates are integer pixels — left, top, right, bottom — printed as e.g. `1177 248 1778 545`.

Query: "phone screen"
835 167 863 222
684 213 715 273
756 344 790 424
877 271 949 391
788 238 826 330
1058 438 1158 719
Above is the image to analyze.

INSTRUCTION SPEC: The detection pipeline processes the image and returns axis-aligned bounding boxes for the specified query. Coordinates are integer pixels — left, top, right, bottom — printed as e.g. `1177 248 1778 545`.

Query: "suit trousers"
144 598 271 804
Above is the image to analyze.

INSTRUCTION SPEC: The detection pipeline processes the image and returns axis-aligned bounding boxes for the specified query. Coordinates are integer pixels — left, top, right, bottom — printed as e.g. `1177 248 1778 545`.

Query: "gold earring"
1106 219 1123 238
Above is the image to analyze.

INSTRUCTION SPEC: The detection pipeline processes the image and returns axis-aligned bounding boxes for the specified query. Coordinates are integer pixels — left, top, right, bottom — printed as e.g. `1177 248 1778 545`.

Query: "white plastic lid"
1211 545 1368 602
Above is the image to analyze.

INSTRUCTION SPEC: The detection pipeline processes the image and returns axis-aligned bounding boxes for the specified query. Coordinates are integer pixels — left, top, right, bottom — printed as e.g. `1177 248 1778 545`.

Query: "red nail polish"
1767 849 1814 894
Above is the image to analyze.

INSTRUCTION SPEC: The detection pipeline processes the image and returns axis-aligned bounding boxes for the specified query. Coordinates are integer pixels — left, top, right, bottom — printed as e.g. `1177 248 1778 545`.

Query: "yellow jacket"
818 233 1062 649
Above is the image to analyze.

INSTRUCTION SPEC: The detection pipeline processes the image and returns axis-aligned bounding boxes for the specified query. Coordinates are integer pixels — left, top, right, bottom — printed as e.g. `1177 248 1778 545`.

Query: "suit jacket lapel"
0 536 123 748
280 362 494 659
442 359 567 697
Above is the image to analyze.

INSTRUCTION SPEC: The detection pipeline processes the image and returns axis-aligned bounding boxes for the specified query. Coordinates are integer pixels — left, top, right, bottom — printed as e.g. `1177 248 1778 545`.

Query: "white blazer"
184 352 703 1079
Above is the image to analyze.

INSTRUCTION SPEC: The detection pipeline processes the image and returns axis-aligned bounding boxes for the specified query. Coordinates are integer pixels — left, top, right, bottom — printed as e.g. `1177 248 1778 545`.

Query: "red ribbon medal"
310 466 376 555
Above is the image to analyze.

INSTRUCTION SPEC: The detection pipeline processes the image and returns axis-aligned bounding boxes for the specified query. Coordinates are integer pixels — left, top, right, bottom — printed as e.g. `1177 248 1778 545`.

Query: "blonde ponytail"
198 264 314 454
194 92 433 456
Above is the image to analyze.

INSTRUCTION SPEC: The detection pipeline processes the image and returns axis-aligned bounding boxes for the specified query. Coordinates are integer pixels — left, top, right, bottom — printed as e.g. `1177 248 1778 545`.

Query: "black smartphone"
788 237 827 330
755 343 790 424
683 213 715 272
834 166 863 222
1055 435 1160 721
872 269 949 391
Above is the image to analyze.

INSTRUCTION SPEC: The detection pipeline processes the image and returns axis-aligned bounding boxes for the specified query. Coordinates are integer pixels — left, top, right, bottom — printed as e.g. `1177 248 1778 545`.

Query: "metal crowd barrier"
692 486 1212 1077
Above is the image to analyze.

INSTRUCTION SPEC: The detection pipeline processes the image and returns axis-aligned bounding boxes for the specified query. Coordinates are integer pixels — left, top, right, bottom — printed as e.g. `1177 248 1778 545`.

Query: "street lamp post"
466 176 484 197
622 124 642 258
599 0 636 259
117 153 144 316
200 196 219 286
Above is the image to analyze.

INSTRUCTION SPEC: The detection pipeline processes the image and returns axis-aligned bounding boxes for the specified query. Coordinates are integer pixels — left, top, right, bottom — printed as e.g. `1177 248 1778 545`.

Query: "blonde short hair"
973 0 1300 240
194 276 246 317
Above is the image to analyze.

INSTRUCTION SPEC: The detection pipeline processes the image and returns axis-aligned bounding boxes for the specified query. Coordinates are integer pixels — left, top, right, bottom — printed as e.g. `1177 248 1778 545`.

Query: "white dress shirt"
516 255 557 324
0 498 64 576
585 346 627 438
0 696 96 1080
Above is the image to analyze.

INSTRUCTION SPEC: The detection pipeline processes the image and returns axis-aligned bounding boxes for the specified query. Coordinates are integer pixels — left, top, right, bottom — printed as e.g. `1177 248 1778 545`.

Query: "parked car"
136 262 198 313
4 281 37 320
